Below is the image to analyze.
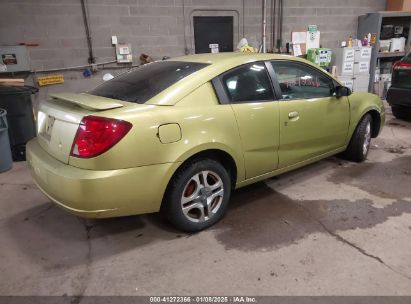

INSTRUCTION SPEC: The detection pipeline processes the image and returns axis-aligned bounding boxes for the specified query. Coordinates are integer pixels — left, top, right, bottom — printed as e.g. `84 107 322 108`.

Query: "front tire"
163 159 231 232
343 114 372 162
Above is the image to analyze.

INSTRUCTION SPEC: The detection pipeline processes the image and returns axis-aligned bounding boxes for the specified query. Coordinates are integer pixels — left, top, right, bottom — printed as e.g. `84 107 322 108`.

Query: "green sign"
308 25 318 33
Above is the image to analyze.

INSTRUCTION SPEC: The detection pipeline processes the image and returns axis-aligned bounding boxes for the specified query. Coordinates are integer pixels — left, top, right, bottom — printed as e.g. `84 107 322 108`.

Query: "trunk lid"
37 93 128 164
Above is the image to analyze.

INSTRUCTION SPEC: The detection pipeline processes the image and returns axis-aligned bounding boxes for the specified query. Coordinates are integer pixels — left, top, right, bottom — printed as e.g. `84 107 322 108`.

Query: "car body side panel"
236 145 347 189
230 101 280 178
68 83 246 183
278 96 350 168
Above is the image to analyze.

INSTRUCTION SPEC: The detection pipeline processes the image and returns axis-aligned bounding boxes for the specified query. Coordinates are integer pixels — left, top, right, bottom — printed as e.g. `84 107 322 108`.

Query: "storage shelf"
358 11 411 93
377 51 405 58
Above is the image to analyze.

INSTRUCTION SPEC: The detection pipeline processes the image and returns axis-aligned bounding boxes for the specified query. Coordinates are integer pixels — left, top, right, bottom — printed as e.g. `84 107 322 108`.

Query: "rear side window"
90 61 209 104
221 63 275 103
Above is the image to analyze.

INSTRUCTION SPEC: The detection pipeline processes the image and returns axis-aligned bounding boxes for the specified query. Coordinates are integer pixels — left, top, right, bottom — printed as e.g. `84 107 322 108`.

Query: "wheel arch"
347 92 385 140
348 109 380 143
161 148 240 211
367 109 382 138
174 148 239 188
348 104 383 142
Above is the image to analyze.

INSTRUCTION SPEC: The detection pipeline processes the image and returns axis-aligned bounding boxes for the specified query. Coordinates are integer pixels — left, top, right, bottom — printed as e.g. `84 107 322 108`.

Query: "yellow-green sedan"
27 53 385 231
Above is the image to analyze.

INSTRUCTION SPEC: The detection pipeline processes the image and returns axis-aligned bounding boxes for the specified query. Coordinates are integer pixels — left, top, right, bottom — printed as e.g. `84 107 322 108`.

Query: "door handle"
288 111 299 119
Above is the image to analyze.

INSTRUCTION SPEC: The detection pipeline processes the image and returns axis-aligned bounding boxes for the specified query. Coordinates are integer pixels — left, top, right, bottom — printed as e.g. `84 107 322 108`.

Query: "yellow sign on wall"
37 74 64 86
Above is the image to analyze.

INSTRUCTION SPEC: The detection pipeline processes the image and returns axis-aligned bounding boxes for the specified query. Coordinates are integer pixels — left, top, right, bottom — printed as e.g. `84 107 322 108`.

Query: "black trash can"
0 86 38 161
0 109 13 172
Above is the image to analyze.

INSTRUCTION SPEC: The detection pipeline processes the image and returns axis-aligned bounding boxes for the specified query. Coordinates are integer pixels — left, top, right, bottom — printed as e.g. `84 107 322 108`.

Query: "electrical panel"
0 46 30 73
115 43 133 63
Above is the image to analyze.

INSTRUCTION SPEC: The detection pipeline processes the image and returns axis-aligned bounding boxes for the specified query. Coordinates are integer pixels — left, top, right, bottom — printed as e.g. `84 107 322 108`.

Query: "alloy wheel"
181 170 224 223
363 121 371 156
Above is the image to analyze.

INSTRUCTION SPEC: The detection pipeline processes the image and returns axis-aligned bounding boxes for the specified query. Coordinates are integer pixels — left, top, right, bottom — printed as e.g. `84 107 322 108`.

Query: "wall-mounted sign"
308 25 318 33
209 43 219 53
37 74 64 86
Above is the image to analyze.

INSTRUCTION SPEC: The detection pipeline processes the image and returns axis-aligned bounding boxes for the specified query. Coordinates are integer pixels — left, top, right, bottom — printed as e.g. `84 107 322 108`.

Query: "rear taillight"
393 61 411 70
71 116 132 158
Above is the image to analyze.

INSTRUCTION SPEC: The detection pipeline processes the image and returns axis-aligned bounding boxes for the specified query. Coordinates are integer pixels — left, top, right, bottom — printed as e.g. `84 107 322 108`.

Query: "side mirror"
335 85 351 98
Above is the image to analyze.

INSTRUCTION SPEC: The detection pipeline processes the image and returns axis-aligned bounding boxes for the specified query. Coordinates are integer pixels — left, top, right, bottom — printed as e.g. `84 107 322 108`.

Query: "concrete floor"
0 107 411 296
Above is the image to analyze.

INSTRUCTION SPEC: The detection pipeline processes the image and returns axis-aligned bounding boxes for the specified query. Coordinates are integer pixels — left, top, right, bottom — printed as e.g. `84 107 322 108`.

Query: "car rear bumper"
26 139 177 218
387 87 411 107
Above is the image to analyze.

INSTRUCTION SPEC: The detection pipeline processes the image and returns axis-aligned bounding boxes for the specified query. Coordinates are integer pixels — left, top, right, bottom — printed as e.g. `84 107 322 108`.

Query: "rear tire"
343 114 372 162
162 159 231 232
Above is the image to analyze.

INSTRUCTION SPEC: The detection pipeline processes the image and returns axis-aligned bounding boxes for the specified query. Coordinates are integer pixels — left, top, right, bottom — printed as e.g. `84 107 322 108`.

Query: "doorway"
193 16 234 54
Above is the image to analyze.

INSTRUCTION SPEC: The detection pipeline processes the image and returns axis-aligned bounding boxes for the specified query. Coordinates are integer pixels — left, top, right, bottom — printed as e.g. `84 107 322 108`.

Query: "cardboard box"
336 75 354 91
353 75 370 92
386 0 411 11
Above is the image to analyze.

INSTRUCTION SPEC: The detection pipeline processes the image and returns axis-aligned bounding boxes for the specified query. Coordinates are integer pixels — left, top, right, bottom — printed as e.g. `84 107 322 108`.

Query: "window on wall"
221 63 275 103
270 61 335 100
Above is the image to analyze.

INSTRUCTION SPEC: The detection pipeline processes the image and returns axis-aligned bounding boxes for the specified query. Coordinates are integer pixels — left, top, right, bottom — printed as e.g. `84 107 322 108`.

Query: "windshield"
90 61 209 104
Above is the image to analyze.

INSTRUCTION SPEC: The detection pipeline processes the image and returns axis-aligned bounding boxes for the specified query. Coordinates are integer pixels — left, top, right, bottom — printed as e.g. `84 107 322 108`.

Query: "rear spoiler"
49 93 125 111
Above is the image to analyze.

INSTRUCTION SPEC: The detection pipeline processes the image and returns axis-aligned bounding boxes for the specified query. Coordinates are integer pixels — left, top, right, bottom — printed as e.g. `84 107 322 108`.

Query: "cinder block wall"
0 0 386 102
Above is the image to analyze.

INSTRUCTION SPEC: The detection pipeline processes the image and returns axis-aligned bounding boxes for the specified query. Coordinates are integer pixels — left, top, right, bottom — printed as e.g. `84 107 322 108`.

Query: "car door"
214 62 280 179
268 60 350 168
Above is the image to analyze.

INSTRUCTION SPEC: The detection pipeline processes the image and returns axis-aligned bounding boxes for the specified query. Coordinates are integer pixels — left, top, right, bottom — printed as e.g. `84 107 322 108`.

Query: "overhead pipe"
80 0 95 64
242 0 245 37
271 0 276 51
182 0 189 55
262 0 267 53
32 60 117 73
278 0 283 52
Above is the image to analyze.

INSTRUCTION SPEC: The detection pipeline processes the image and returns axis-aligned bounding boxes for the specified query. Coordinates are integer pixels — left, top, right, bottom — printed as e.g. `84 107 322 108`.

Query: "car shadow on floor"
386 116 411 129
5 153 411 269
4 200 183 270
3 160 330 270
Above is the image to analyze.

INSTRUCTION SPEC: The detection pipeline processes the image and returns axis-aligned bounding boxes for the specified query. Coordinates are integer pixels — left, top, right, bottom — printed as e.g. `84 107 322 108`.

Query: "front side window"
221 63 274 103
90 61 209 104
271 61 335 100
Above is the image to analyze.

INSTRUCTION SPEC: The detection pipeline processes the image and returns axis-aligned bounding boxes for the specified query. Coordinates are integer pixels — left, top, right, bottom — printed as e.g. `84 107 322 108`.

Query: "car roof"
171 52 303 65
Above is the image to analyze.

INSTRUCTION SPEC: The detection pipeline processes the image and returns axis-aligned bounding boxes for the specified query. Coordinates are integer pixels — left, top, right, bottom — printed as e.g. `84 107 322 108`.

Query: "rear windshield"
90 61 209 104
392 52 411 88
393 69 411 88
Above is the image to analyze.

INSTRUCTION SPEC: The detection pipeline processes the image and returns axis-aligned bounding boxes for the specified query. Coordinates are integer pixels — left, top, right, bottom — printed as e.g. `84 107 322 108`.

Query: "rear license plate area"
44 115 55 139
